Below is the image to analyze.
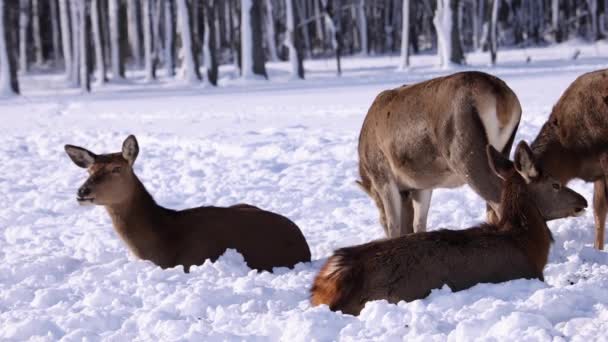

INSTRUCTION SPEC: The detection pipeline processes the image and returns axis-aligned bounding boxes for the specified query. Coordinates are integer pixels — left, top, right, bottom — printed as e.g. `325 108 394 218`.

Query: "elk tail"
310 248 361 312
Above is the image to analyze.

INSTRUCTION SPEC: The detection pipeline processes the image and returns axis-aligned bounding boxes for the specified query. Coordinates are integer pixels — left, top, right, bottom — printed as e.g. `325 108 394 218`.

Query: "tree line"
0 0 606 95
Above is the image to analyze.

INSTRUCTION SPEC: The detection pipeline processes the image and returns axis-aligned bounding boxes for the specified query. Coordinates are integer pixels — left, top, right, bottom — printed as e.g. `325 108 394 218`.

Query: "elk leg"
593 178 607 250
412 189 432 233
377 179 402 238
400 191 414 235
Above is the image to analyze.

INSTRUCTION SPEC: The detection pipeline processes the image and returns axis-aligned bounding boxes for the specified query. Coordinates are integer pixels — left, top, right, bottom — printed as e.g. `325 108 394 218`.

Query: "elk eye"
112 167 122 173
552 183 560 190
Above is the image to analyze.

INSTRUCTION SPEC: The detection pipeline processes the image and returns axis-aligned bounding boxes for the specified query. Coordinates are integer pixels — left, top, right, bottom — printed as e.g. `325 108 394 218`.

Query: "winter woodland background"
0 0 607 95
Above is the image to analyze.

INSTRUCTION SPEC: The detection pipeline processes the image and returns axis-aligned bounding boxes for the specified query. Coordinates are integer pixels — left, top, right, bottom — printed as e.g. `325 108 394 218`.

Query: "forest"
0 0 605 95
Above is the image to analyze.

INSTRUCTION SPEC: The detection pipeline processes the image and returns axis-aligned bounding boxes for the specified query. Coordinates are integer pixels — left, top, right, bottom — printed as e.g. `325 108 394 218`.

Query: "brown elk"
64 135 311 272
311 142 587 316
530 69 608 249
358 71 523 237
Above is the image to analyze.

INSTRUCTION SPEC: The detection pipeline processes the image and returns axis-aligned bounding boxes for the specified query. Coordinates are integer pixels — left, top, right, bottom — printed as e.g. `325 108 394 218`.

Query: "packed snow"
1 42 608 341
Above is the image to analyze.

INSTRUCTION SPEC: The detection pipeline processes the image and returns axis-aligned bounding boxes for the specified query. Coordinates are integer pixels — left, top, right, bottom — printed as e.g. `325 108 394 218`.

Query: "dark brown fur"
312 143 586 315
531 69 608 249
65 136 311 272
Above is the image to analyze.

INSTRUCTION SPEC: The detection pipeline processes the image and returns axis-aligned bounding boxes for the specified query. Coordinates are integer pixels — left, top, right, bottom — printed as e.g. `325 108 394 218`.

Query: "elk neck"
105 173 171 260
498 171 552 272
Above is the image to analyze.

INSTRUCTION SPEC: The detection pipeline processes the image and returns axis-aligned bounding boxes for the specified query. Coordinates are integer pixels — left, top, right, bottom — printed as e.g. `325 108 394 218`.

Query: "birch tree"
32 0 43 65
50 0 62 63
127 0 143 67
0 0 19 95
285 0 303 79
70 0 81 85
91 0 106 84
108 0 125 79
357 0 368 55
59 0 73 80
164 0 175 77
204 0 218 85
241 0 267 79
489 0 499 65
78 0 90 92
19 0 29 73
142 0 156 81
176 0 200 83
399 0 410 69
264 0 278 62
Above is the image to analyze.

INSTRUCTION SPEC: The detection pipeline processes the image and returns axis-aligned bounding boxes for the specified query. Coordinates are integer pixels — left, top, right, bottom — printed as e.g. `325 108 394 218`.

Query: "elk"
311 142 587 316
530 69 608 250
358 71 523 237
64 135 311 272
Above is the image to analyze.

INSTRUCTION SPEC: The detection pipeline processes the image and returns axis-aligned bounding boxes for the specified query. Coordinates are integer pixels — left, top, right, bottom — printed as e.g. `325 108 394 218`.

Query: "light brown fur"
531 69 608 249
65 136 311 272
358 71 522 237
312 143 587 315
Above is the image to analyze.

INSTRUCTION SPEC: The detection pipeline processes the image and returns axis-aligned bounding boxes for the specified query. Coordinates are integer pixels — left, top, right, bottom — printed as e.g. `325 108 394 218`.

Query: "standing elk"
65 135 311 272
311 143 587 315
358 71 522 237
530 69 608 249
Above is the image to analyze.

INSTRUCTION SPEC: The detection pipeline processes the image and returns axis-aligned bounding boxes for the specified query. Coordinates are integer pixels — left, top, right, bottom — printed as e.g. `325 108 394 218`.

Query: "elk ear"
65 145 97 168
122 135 139 165
487 145 513 180
514 141 539 182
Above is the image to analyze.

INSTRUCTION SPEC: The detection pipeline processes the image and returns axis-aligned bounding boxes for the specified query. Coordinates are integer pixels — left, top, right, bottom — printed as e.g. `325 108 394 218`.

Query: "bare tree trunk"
241 0 267 79
285 0 303 78
19 0 29 73
294 0 311 58
163 0 175 77
357 0 367 55
0 0 19 94
92 0 106 84
490 0 499 65
142 0 156 80
127 0 143 67
32 0 43 65
264 0 278 61
399 0 410 69
50 0 62 63
449 0 463 64
70 0 81 85
204 0 218 85
109 0 124 78
334 0 342 76
176 0 200 82
552 0 561 42
78 0 90 91
59 0 73 80
314 0 325 48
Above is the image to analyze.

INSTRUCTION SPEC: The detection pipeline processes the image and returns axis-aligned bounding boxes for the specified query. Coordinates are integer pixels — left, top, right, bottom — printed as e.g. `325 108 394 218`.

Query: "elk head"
65 135 139 206
488 141 587 220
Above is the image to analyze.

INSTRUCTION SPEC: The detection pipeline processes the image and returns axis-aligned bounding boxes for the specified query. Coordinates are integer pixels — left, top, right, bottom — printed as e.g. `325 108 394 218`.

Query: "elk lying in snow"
530 69 608 249
358 71 522 237
65 135 311 272
311 142 587 316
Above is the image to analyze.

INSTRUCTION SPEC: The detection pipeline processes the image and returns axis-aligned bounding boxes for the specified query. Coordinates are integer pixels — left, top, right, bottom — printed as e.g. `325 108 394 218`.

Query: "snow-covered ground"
1 42 608 341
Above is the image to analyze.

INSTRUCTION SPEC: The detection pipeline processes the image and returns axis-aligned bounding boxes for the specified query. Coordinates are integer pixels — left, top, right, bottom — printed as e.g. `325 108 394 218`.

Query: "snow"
1 43 608 340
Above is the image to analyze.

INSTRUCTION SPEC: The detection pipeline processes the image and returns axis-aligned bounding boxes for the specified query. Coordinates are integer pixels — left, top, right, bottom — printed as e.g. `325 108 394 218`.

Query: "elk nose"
78 186 91 198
